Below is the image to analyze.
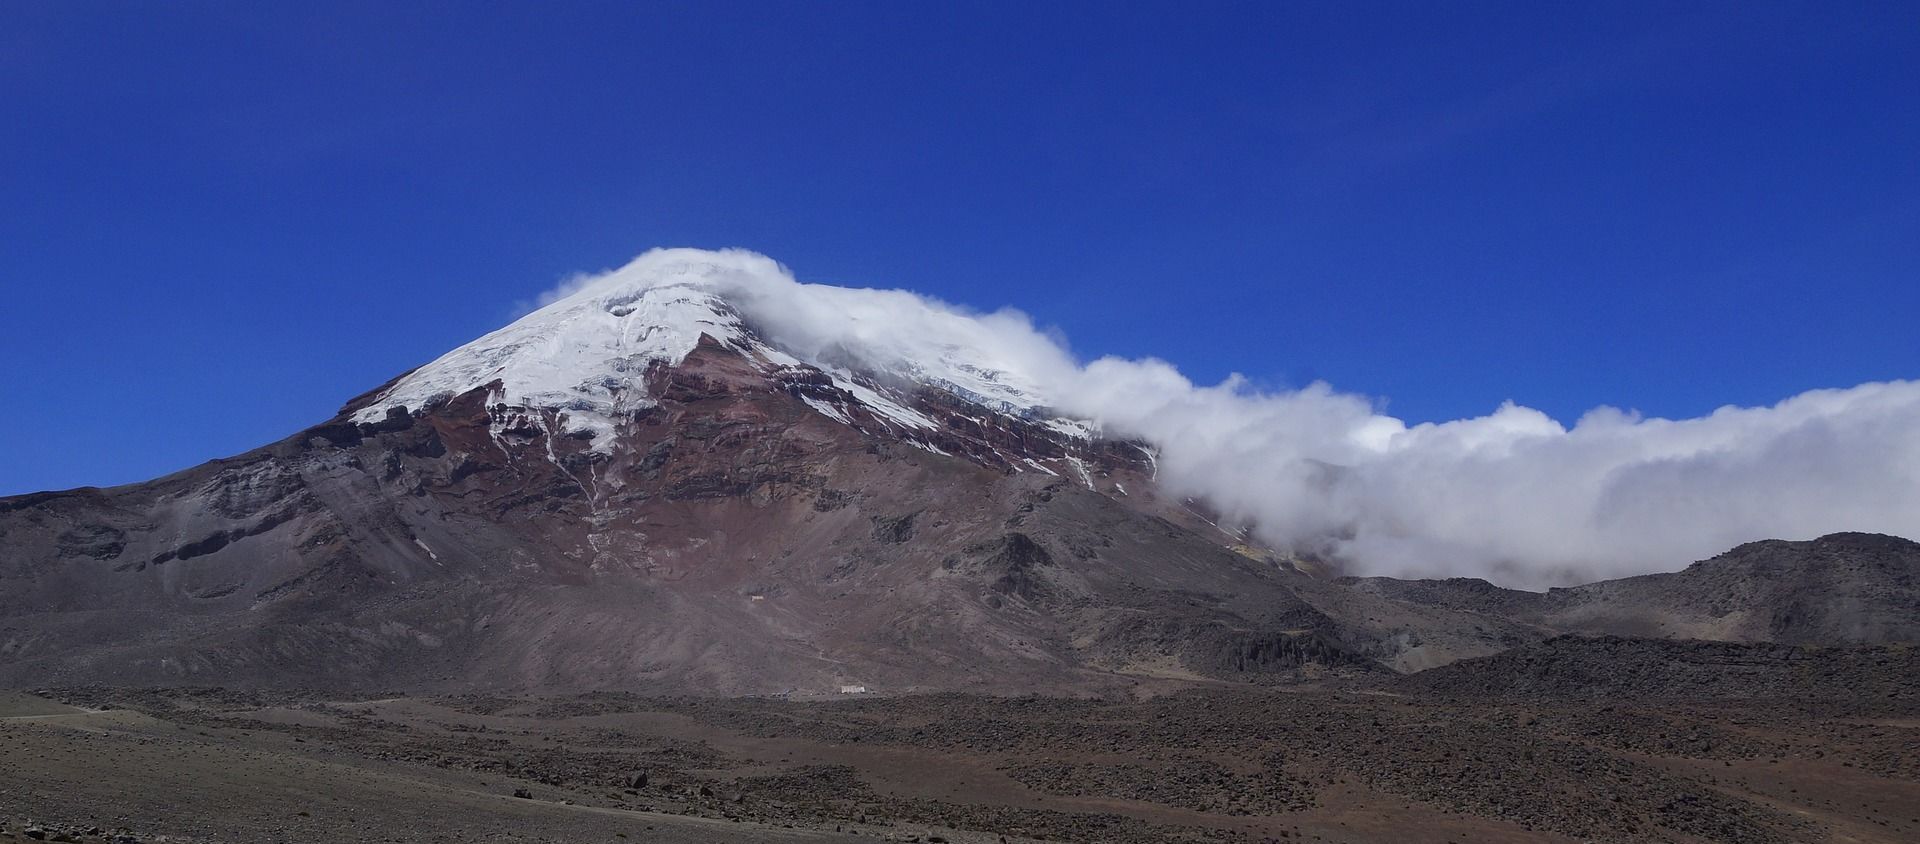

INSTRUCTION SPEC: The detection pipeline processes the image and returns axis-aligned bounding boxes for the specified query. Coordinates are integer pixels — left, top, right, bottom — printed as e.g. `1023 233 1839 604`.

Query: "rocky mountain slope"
1342 532 1920 654
1407 634 1920 714
2 251 1913 693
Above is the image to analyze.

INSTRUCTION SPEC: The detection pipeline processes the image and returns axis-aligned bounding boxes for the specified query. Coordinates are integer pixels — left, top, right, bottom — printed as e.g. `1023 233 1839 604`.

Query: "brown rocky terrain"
5 673 1915 844
1407 635 1920 714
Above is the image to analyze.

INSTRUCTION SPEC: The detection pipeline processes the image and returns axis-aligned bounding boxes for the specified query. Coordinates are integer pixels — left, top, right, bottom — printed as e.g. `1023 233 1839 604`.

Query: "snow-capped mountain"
3 248 1911 695
355 248 1101 475
2 249 1283 694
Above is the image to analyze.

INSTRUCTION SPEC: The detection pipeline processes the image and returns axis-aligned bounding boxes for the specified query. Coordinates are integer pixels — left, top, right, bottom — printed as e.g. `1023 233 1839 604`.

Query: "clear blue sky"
4 2 1916 495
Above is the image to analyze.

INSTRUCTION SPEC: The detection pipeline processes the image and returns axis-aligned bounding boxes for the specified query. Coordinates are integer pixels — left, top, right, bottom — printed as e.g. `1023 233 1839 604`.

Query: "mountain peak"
350 250 776 445
352 248 1082 451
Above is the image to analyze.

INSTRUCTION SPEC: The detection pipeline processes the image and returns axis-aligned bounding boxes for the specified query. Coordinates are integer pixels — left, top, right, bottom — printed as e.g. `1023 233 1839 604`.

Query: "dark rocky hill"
1539 532 1920 643
1346 533 1920 653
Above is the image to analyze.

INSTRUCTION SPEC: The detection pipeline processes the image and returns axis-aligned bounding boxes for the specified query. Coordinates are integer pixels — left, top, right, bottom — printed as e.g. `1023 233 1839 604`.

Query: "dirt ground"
4 685 1915 844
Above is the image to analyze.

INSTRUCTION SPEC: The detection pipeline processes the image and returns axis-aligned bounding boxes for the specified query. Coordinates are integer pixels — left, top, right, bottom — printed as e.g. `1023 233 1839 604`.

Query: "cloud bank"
561 249 1920 587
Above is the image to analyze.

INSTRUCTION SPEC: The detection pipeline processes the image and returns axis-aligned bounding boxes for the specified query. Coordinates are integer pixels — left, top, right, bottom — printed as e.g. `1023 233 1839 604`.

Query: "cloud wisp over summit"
555 249 1920 587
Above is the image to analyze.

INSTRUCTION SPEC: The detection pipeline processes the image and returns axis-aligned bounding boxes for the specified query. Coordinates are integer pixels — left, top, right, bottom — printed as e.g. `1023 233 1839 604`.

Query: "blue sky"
3 1 1916 496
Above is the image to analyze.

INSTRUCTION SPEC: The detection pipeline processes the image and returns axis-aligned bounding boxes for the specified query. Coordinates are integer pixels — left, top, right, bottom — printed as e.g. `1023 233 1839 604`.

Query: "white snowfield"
353 248 1089 448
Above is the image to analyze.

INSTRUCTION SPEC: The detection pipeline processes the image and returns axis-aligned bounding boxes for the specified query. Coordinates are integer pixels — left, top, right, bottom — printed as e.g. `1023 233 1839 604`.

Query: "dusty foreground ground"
2 685 1916 844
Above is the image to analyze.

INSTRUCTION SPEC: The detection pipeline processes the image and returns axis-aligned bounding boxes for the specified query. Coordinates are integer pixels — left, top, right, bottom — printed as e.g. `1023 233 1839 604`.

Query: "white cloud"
550 249 1920 587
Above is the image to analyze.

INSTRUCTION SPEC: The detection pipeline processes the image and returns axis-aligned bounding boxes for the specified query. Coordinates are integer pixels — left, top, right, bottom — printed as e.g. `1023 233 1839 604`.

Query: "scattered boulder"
871 512 918 543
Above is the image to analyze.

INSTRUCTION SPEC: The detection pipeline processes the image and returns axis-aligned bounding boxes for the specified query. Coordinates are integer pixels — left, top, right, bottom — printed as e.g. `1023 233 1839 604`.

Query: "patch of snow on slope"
907 439 953 457
835 376 938 430
1064 456 1096 490
1042 417 1099 440
800 396 854 425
